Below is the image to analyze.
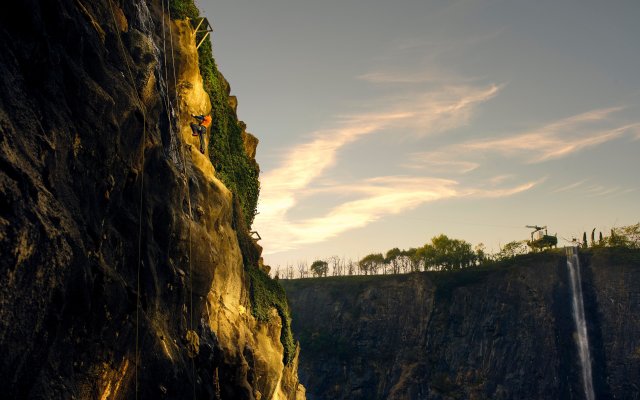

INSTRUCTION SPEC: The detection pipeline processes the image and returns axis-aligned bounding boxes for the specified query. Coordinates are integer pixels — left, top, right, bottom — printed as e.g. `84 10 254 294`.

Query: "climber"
190 114 212 154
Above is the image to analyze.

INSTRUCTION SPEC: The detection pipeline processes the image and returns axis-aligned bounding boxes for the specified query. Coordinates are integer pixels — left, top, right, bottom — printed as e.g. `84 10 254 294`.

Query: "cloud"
286 176 460 239
255 83 509 254
256 103 638 256
584 185 620 197
473 180 541 198
404 153 480 174
257 175 538 254
411 107 640 168
551 179 636 198
464 126 637 164
582 185 639 198
259 83 501 215
258 111 413 219
552 179 587 193
406 85 502 136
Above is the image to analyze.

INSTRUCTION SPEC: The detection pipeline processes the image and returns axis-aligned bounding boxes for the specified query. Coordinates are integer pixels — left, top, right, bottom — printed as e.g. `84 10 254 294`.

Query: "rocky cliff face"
0 1 303 399
282 249 640 400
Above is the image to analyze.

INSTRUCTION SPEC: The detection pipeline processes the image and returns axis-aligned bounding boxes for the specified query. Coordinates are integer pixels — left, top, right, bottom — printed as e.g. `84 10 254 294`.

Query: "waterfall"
566 246 595 400
131 0 184 169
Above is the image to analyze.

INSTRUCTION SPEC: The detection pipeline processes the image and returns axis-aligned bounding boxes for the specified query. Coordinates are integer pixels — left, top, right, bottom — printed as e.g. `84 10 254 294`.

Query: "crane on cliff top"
526 225 558 250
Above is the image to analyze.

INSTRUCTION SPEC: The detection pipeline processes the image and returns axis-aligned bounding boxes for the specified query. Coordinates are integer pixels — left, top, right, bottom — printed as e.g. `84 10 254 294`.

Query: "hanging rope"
164 2 197 398
160 0 177 164
106 1 147 399
166 0 194 340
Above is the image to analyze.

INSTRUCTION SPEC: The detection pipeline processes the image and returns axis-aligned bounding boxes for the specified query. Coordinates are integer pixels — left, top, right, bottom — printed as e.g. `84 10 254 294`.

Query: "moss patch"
246 266 296 365
169 0 199 20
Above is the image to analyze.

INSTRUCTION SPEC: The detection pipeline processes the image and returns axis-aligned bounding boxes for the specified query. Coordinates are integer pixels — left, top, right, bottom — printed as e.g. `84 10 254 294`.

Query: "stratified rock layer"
283 249 640 400
0 1 303 399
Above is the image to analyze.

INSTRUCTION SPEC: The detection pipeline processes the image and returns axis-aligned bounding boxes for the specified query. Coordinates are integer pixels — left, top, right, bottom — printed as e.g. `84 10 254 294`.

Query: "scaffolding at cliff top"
191 17 213 49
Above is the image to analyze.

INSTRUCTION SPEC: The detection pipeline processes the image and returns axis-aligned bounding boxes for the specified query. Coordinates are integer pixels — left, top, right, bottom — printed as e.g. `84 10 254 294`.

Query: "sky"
201 0 640 268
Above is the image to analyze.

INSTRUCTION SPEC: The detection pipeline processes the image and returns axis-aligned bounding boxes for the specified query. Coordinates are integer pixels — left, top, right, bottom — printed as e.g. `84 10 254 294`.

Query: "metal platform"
191 17 213 49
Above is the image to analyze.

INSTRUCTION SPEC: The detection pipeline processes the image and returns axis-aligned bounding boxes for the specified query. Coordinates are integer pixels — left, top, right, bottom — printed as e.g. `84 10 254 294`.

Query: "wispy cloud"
584 185 620 197
257 175 537 254
260 84 500 212
257 94 637 256
255 83 508 254
551 179 636 198
412 107 640 168
552 179 587 193
404 153 480 174
407 85 502 136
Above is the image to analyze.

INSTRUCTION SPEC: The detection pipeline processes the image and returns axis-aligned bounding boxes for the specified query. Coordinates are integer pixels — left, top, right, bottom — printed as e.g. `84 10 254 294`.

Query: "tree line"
274 223 639 279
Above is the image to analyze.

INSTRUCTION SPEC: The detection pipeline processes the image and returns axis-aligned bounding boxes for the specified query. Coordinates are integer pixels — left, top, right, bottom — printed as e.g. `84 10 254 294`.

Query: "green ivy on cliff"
169 0 198 19
246 266 296 365
170 0 260 228
169 0 292 365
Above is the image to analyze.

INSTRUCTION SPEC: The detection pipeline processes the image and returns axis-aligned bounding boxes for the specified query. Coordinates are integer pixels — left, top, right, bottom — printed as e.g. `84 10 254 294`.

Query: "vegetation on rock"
169 0 295 366
279 223 640 279
169 0 199 19
170 0 260 228
247 266 296 365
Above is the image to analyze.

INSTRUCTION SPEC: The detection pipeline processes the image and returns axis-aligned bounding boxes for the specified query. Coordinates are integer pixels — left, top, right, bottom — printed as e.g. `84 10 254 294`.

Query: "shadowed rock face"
283 249 640 400
0 1 303 399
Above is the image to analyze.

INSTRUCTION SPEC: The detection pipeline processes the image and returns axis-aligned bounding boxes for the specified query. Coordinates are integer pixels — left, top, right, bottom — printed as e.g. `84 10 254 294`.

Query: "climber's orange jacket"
202 115 212 128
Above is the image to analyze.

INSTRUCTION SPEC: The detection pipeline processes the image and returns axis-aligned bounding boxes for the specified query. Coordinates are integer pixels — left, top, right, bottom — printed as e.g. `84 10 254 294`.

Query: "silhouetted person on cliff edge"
190 114 212 154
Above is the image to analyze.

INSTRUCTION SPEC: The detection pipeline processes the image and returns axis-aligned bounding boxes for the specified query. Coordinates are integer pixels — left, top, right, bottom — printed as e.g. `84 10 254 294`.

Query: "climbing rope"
167 4 195 337
160 0 176 163
163 2 197 398
106 1 147 399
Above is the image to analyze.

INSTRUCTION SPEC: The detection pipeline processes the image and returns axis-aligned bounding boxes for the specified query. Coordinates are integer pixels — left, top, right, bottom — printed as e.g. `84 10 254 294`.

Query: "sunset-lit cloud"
255 103 638 255
406 85 501 136
464 124 637 163
208 0 640 266
412 107 640 168
552 179 587 193
257 175 538 254
404 154 479 174
259 84 500 209
256 83 504 254
551 179 635 198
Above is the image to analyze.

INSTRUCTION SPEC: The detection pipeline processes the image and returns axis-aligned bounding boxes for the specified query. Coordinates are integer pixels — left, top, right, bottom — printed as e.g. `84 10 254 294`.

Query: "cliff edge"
283 249 640 400
0 0 303 399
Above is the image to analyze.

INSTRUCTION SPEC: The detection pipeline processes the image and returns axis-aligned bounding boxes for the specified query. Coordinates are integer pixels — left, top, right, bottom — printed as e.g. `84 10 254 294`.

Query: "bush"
169 0 199 20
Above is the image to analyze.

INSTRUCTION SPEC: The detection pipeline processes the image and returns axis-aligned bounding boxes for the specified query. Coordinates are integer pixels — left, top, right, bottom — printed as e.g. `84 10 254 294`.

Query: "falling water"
131 0 184 168
566 246 595 400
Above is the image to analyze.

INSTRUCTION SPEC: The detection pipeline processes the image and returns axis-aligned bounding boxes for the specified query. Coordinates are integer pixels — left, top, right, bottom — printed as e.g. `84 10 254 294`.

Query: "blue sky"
202 0 640 267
